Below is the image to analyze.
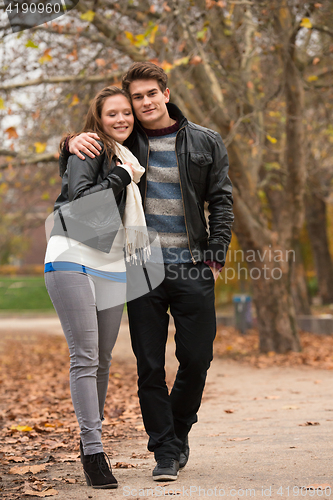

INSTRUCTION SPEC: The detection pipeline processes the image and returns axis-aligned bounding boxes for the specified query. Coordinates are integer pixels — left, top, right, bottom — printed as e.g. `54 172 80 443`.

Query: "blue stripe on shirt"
146 181 182 200
145 214 186 234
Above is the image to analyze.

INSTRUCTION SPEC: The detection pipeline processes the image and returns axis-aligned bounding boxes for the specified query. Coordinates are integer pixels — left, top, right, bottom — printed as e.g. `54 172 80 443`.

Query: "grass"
0 276 54 311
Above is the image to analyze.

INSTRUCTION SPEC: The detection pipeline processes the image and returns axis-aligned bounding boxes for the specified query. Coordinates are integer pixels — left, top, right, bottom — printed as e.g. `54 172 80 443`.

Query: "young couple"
44 62 234 489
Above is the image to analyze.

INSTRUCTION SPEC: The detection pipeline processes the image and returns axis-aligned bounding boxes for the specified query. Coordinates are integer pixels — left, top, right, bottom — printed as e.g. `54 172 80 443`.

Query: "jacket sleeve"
67 149 131 202
205 133 234 266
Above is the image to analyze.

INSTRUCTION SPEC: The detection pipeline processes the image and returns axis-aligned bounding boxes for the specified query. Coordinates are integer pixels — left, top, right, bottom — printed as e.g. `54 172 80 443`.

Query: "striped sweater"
144 125 192 264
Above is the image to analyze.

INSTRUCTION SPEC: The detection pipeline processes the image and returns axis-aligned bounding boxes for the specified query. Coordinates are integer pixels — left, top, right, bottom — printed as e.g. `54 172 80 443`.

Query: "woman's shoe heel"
84 471 92 486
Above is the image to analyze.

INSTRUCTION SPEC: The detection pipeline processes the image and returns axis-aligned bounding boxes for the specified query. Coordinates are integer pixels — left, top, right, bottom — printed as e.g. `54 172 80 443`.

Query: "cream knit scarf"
115 142 151 263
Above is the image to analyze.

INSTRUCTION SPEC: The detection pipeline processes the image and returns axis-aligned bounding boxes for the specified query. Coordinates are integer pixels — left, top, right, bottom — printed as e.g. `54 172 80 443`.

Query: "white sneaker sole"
153 473 179 481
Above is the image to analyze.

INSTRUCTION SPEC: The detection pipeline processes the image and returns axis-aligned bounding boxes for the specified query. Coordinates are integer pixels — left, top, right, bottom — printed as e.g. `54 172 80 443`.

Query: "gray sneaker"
152 458 179 481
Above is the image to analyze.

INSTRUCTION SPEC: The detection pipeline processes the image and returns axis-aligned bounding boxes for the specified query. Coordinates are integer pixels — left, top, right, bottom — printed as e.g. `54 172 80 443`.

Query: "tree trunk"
291 241 311 315
233 223 301 352
306 193 333 304
251 263 301 353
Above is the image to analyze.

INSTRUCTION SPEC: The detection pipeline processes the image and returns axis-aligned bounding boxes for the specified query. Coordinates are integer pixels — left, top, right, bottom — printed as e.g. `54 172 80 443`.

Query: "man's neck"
141 116 176 131
141 119 179 138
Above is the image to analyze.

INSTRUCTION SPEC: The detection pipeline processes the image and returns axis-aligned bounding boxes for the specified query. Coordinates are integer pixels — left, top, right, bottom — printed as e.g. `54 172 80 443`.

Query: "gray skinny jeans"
44 270 124 455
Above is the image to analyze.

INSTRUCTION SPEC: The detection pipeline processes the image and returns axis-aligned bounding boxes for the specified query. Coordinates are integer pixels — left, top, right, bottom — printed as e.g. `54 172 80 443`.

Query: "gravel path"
1 314 333 499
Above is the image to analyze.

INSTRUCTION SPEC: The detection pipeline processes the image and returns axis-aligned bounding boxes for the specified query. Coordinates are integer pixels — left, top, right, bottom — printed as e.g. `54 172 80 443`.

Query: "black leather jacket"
54 145 131 253
123 103 233 265
59 103 233 264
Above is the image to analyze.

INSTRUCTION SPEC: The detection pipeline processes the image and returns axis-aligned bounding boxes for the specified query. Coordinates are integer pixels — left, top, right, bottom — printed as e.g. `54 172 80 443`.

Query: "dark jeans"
127 262 216 460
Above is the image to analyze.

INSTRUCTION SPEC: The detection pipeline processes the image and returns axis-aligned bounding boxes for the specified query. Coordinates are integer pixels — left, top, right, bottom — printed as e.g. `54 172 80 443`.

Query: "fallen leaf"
299 421 320 426
23 486 58 497
224 409 234 413
58 454 78 462
228 437 250 441
113 462 137 468
131 452 150 459
306 484 331 490
9 464 47 475
8 456 26 462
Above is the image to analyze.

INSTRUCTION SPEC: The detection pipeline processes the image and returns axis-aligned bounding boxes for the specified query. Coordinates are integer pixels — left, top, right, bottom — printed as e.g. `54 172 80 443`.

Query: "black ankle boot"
79 440 84 464
82 451 118 489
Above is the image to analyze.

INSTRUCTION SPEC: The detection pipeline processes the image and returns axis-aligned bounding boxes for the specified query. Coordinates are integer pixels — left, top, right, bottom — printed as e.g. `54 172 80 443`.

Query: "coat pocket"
189 152 213 184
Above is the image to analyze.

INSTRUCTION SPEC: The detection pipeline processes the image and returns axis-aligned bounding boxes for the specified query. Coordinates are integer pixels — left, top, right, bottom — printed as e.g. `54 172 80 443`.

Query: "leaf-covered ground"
1 327 333 498
0 332 143 499
214 327 333 369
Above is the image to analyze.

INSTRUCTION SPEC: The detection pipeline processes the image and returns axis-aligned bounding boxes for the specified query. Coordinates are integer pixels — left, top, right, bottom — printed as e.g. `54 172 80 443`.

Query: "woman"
44 86 146 489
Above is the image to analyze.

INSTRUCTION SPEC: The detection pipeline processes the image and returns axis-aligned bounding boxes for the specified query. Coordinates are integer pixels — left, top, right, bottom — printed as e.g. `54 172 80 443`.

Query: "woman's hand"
69 132 102 160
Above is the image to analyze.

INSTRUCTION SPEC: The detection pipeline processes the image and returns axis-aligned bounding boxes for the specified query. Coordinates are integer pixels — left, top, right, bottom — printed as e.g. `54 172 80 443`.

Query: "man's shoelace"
156 458 176 468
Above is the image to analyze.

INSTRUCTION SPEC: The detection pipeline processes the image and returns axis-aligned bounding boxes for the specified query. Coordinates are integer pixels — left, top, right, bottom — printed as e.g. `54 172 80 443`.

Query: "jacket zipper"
175 126 196 264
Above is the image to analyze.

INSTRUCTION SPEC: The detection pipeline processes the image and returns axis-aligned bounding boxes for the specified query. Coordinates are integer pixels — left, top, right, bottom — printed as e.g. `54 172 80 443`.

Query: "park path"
1 314 333 499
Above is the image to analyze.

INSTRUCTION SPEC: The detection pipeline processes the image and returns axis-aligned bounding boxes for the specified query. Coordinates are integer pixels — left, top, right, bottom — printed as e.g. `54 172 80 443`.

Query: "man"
64 62 234 481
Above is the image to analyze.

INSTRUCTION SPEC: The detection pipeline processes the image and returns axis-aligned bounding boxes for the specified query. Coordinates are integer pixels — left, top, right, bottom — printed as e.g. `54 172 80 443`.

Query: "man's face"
129 79 170 129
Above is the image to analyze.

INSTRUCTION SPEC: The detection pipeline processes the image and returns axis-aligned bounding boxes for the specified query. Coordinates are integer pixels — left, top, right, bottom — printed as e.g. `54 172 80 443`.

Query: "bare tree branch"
0 72 122 91
311 25 333 39
0 152 58 170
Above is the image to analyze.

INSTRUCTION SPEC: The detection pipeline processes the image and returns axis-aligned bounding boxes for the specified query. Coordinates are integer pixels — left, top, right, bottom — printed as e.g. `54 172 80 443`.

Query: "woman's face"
101 94 134 144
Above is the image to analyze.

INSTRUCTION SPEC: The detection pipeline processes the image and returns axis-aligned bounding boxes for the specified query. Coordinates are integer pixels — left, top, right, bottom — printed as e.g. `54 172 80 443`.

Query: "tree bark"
249 259 301 353
306 193 333 304
291 241 311 315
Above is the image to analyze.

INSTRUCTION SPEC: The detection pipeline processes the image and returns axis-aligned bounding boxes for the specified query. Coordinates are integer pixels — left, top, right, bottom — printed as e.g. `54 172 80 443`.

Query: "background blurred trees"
1 0 333 352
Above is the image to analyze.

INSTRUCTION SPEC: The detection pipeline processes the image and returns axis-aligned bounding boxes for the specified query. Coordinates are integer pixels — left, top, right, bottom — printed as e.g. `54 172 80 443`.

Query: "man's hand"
68 132 102 160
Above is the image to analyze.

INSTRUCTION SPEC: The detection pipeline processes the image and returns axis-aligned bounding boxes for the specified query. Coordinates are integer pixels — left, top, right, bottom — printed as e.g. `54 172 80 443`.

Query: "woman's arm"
67 149 132 201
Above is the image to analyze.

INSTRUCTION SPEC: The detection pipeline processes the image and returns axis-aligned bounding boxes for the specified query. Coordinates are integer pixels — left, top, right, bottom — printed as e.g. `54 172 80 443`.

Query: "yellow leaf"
174 56 190 67
41 192 50 200
307 75 318 82
38 54 52 64
125 31 135 43
149 25 159 44
133 34 149 47
266 135 277 144
300 17 312 28
11 425 33 432
161 61 173 73
0 97 5 110
70 94 80 107
34 142 47 153
80 10 95 22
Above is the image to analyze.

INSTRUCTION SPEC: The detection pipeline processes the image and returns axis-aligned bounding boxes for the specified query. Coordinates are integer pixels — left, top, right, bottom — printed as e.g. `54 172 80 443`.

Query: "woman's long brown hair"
59 86 132 176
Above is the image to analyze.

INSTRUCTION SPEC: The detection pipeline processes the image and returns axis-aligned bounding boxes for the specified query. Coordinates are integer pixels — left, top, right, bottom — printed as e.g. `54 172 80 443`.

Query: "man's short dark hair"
122 62 168 93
